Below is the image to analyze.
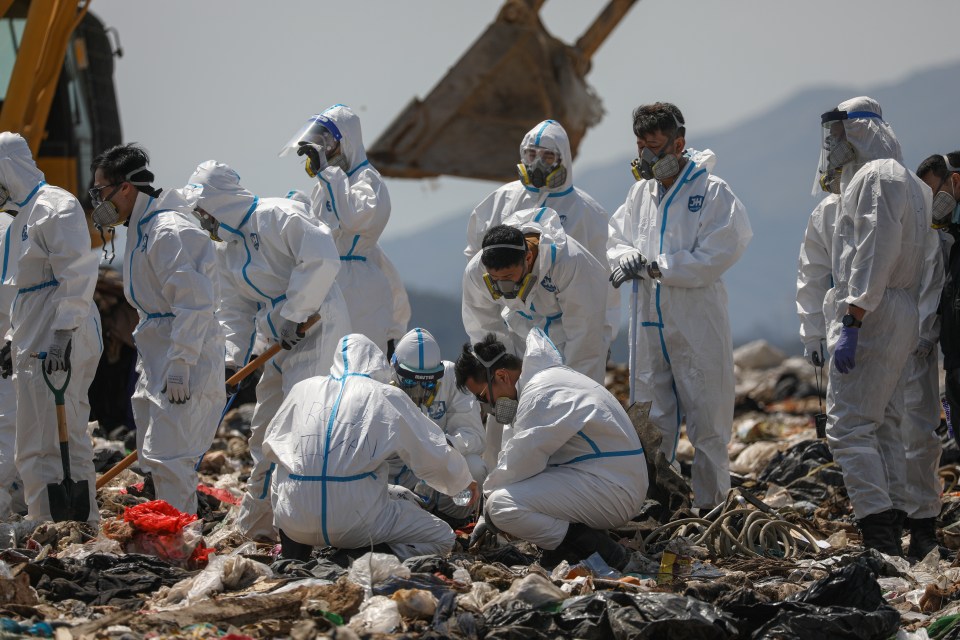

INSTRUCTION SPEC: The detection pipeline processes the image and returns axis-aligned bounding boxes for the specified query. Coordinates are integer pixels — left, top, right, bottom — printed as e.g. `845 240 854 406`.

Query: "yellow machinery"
1 0 122 199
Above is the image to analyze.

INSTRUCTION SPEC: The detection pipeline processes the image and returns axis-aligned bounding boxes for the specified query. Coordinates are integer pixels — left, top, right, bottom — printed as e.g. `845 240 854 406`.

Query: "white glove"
618 250 646 277
916 338 936 360
46 329 73 373
277 318 305 350
609 266 640 289
803 338 826 367
162 359 191 404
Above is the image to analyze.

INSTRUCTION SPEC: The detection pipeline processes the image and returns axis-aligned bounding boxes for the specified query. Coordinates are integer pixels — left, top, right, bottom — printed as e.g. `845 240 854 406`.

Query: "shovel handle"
226 314 320 388
96 450 138 489
33 352 71 405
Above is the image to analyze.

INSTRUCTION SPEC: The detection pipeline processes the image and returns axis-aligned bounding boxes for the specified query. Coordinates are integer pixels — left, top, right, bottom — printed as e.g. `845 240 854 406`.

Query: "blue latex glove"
834 327 859 373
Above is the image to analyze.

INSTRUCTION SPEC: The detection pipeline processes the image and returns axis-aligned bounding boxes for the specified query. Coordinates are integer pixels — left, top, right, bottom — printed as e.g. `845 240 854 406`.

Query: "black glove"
468 505 500 549
0 340 11 379
296 141 327 177
225 361 261 396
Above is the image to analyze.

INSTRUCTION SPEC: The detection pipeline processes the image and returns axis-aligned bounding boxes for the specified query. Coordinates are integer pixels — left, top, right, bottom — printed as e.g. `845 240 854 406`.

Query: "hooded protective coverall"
123 189 224 514
264 334 473 558
463 206 608 384
187 161 350 538
484 328 647 549
390 360 487 520
608 149 751 509
0 210 24 518
0 133 102 522
823 97 932 519
465 120 618 345
307 104 409 351
797 189 943 521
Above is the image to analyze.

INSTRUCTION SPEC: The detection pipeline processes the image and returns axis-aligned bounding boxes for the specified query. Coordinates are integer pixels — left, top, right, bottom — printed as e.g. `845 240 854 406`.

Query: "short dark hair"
91 143 159 197
480 225 526 270
632 102 686 139
454 333 522 393
917 151 960 181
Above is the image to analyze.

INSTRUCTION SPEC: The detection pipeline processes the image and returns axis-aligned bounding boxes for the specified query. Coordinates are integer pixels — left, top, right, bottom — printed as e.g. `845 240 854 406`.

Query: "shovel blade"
47 479 90 523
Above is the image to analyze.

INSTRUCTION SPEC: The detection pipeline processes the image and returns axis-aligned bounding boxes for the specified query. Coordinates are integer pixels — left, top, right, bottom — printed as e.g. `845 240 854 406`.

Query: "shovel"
38 355 90 522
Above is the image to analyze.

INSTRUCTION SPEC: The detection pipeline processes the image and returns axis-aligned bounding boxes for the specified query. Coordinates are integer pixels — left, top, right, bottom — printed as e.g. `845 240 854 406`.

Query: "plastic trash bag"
788 560 884 611
391 587 437 619
483 573 567 612
346 552 410 597
348 595 401 634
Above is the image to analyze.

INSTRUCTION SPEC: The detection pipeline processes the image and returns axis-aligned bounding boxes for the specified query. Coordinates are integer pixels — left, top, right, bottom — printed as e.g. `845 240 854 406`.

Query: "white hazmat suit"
0 210 24 518
607 149 751 509
0 133 102 522
484 328 647 549
186 161 350 538
822 96 933 519
122 190 224 514
463 206 609 384
306 105 409 351
264 333 472 558
465 119 618 345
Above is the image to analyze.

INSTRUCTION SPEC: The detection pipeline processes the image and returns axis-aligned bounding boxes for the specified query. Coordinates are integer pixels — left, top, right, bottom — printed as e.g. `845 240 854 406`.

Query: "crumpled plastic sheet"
160 549 274 606
346 552 411 598
348 594 400 634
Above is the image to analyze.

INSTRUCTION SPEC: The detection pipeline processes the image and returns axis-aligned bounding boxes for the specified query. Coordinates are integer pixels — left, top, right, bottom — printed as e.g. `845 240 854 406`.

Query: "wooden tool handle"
56 405 68 444
96 450 138 489
225 314 320 388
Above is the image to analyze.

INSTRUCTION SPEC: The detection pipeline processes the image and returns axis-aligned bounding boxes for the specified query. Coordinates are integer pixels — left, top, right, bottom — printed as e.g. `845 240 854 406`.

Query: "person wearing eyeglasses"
387 328 486 523
0 132 102 523
262 333 477 561
89 143 224 515
453 328 646 569
607 102 752 513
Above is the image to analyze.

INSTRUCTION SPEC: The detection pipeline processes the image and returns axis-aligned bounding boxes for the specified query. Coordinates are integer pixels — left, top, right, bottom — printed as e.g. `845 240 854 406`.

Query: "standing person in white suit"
0 132 102 523
815 97 932 554
0 207 24 518
607 102 752 511
263 333 477 560
465 119 618 351
282 104 409 356
186 160 350 539
89 144 224 515
388 327 486 522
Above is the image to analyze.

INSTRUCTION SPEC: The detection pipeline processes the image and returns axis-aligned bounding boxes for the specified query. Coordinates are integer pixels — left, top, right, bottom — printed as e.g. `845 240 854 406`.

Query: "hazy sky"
94 0 960 239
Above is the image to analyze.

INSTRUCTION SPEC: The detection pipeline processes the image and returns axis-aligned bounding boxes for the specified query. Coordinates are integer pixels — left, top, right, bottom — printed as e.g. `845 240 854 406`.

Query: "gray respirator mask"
471 347 520 424
90 165 151 228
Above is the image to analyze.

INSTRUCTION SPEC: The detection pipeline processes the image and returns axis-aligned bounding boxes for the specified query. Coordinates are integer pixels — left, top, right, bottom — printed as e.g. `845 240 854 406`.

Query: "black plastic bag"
750 603 900 640
788 560 883 611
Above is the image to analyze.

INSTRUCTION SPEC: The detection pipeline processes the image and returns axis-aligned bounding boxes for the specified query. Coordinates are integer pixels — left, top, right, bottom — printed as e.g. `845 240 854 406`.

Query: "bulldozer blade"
368 0 606 182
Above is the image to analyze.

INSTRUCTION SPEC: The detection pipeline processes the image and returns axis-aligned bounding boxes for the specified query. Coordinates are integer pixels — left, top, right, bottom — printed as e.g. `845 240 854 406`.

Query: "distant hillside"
389 62 960 361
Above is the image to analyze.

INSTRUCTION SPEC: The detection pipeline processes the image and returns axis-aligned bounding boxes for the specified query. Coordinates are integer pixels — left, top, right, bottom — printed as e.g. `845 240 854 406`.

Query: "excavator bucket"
368 0 637 182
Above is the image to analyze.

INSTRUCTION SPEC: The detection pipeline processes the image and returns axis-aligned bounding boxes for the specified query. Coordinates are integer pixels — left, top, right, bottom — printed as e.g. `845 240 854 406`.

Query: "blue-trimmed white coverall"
264 334 472 558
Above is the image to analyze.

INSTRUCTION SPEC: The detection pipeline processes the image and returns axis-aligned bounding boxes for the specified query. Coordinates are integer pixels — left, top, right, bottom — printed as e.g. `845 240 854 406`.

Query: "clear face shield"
279 114 348 174
517 145 566 189
812 108 881 195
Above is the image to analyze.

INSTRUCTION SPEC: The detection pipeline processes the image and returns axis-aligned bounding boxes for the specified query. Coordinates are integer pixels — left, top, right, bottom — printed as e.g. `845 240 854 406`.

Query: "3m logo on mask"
21 225 27 241
250 233 260 251
325 201 332 213
688 195 704 212
540 275 556 292
427 401 446 420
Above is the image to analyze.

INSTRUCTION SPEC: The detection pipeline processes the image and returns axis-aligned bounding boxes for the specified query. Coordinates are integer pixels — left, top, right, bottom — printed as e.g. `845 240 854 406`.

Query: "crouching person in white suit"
263 334 478 560
454 328 648 569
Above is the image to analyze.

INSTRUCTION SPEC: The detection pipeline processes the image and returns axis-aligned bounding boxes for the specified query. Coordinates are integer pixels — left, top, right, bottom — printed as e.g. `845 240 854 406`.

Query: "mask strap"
99 227 115 265
482 242 526 253
125 165 152 187
944 155 960 174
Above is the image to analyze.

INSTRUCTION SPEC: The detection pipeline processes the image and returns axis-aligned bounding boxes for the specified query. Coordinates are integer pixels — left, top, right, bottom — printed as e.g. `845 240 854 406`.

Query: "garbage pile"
1 340 959 639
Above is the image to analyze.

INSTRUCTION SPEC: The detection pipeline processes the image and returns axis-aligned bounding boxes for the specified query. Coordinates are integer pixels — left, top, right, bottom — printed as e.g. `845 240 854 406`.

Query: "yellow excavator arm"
0 0 89 157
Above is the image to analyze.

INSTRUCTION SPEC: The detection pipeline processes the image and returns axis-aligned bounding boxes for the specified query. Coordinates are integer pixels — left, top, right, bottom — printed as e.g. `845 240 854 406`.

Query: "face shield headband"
470 348 519 424
481 241 534 301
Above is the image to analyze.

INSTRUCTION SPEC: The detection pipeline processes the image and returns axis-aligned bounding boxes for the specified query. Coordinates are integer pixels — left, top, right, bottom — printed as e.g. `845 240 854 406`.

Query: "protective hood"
687 148 717 173
836 96 902 165
517 327 564 394
329 333 393 383
185 160 258 232
501 206 568 263
0 132 44 204
520 120 573 191
285 189 311 206
318 104 367 173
